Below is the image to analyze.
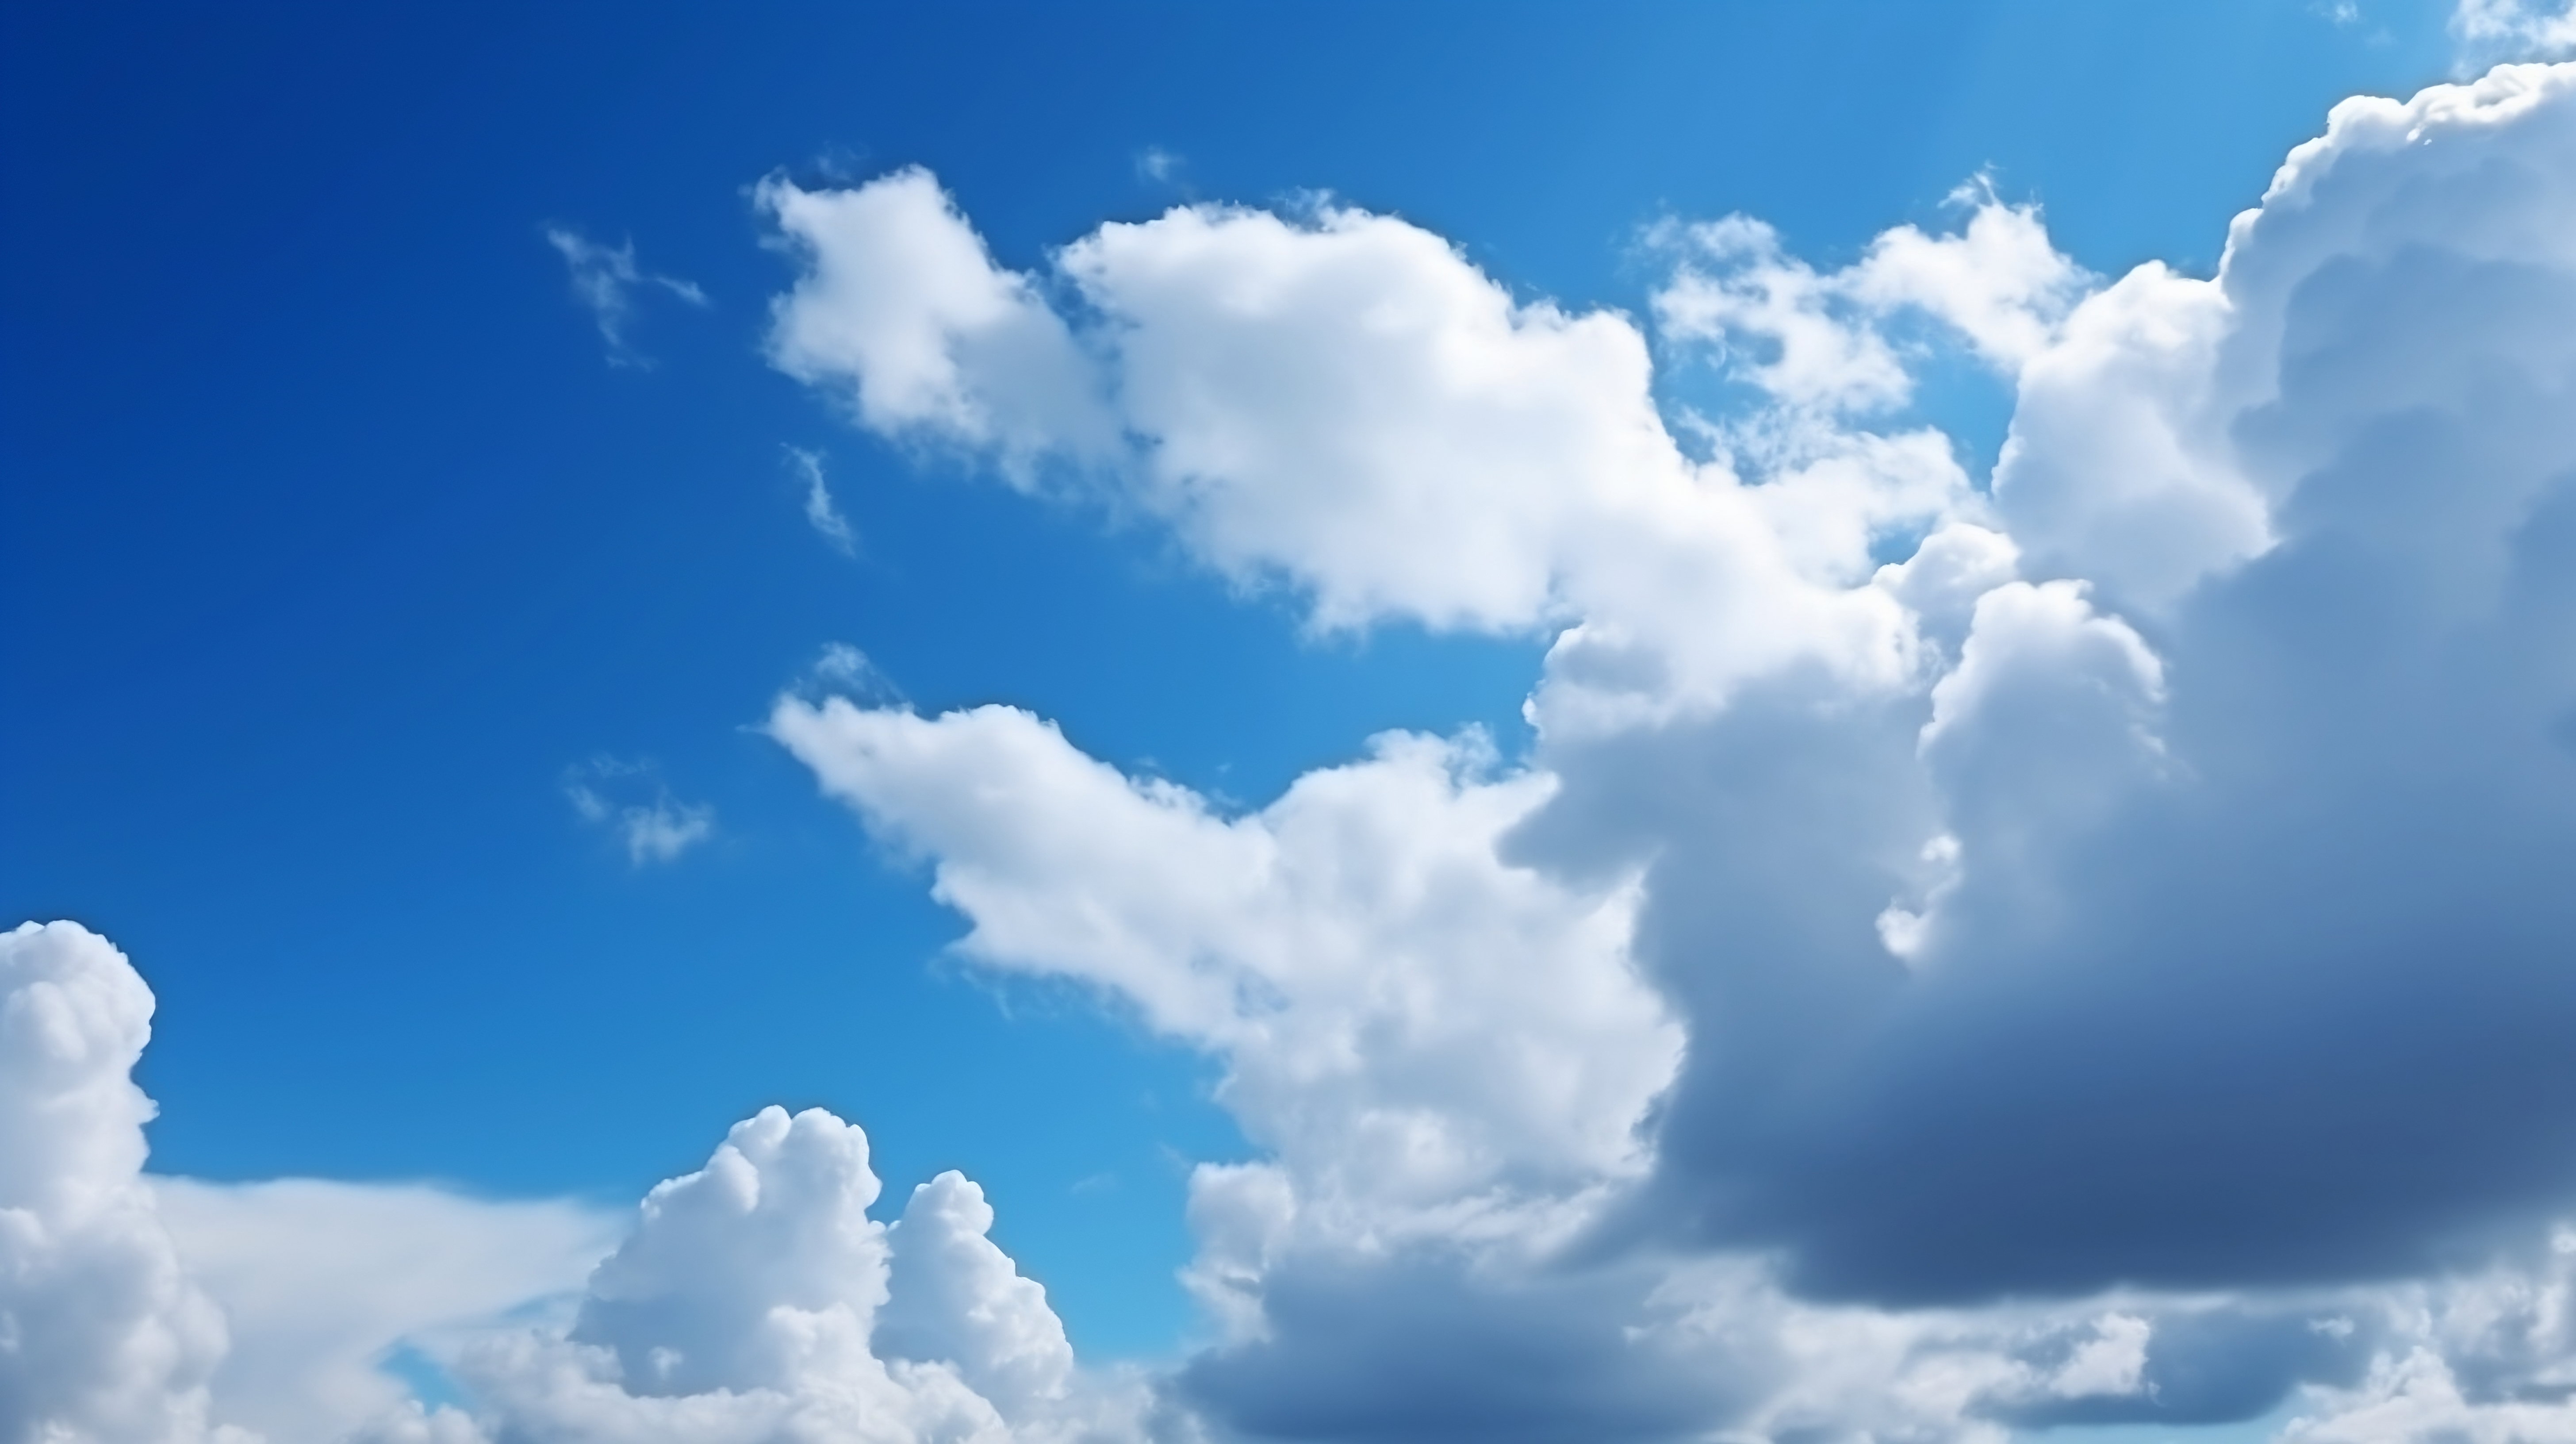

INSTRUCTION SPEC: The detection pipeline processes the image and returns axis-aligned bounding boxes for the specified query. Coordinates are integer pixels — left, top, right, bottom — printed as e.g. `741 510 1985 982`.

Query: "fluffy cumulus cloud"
0 922 233 1444
769 701 1679 1225
758 60 2576 1444
399 1106 1150 1444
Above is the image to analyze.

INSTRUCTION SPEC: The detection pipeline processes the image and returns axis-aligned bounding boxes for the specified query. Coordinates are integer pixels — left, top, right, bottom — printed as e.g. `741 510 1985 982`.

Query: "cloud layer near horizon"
13 56 2576 1444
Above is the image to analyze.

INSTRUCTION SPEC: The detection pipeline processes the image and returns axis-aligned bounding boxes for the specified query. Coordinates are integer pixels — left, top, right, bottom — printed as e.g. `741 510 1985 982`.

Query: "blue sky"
11 5 2576 1443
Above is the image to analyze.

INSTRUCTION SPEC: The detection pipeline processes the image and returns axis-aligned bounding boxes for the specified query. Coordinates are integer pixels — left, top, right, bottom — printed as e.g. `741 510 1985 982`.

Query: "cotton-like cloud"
544 227 708 368
761 169 1118 473
762 169 1975 740
763 59 2576 1442
1614 61 2576 1302
0 921 233 1444
417 1106 1151 1444
770 701 1680 1226
877 1172 1075 1418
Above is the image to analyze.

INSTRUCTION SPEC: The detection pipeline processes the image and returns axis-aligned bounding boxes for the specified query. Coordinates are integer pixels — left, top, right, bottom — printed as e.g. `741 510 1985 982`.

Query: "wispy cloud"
2455 0 2576 58
1134 146 1184 184
793 644 907 717
544 225 709 367
562 757 713 864
786 446 855 554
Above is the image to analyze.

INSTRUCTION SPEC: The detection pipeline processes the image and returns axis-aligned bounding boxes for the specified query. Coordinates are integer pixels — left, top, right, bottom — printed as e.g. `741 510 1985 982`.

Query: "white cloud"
2456 0 2576 59
544 227 708 367
759 170 1118 473
563 757 715 866
1 923 637 1444
764 172 1978 736
150 1179 617 1444
878 1172 1074 1417
426 1106 1152 1444
0 921 234 1444
769 700 1681 1228
787 447 856 554
1980 254 2266 609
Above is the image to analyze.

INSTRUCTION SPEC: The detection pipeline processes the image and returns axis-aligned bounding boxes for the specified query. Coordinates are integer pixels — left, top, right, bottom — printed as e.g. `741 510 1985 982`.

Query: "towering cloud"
1623 60 2576 1300
0 922 232 1444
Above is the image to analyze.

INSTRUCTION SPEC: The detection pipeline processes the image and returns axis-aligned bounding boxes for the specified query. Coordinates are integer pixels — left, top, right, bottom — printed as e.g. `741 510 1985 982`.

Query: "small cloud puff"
807 642 903 705
562 757 714 865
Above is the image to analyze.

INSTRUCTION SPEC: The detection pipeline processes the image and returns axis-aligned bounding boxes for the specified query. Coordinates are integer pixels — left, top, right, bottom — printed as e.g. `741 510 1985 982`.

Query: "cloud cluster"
3 922 1144 1444
758 60 2576 1442
1624 59 2576 1303
19 919 2576 1444
20 55 2576 1444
